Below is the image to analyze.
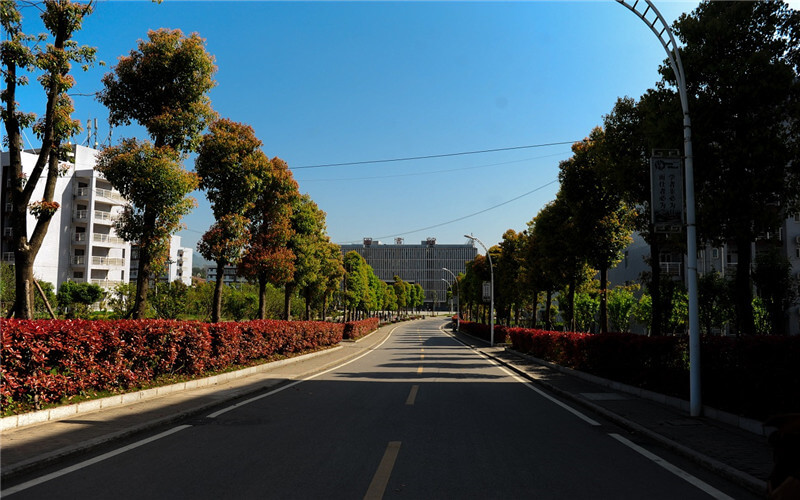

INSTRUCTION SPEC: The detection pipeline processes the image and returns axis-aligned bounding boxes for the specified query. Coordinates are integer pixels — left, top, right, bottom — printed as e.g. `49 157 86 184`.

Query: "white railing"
2 252 14 262
90 279 124 288
91 256 125 267
74 187 89 197
73 232 87 243
95 187 125 203
74 209 88 221
93 233 125 245
93 210 113 222
71 256 85 266
660 262 682 276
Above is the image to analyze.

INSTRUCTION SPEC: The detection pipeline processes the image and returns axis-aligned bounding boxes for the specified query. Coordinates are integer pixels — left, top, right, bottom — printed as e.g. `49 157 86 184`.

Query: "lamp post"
441 278 453 315
616 0 701 417
464 234 494 347
442 267 460 331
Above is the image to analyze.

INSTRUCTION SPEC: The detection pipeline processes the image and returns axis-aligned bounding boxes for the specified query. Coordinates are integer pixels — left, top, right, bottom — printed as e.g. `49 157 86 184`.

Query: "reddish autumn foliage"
343 318 380 340
498 323 800 420
0 318 379 410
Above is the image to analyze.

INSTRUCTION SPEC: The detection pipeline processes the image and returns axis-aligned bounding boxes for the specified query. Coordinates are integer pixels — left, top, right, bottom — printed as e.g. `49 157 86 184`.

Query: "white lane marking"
438 324 601 427
406 385 419 405
364 441 402 500
207 325 398 419
2 425 192 497
608 433 735 500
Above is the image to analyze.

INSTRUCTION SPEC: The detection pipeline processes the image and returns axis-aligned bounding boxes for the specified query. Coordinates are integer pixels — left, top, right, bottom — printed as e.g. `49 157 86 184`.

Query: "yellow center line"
405 385 419 405
364 441 402 500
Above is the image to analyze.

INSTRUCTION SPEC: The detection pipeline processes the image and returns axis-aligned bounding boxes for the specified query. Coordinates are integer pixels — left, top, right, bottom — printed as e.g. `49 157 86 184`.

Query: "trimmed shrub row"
500 324 800 421
343 317 380 340
0 318 377 410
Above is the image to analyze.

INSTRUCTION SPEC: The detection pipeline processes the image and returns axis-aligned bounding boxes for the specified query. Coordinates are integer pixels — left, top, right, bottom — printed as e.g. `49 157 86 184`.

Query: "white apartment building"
130 234 193 286
1 145 130 291
2 144 194 292
205 264 247 285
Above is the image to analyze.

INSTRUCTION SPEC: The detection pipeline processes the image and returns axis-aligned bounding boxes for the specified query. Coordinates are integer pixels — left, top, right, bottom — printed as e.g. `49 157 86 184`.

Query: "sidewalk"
1 319 773 497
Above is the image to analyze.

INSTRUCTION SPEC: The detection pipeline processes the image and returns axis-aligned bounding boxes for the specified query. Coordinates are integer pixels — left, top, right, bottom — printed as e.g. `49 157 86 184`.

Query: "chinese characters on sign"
650 154 684 233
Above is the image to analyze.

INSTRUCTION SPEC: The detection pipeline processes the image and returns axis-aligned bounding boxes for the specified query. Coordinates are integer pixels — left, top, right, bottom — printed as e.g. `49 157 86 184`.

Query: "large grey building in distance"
340 237 477 310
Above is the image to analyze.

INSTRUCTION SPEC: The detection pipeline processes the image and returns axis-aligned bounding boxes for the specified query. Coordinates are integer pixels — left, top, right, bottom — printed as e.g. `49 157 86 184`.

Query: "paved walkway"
1 318 772 497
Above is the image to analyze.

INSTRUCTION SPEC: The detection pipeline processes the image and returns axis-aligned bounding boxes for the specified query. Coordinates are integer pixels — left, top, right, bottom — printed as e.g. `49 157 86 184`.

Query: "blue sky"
12 0 721 258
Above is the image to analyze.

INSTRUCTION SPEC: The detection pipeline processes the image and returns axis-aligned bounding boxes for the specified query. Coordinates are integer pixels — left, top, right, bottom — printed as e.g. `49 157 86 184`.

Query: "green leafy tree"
318 241 344 320
497 229 526 325
559 129 636 333
698 272 733 335
196 119 270 322
239 157 299 319
393 275 409 316
96 141 198 318
1 261 15 317
607 285 638 333
149 280 190 320
752 248 798 335
632 293 653 334
57 280 104 318
574 292 599 333
2 1 97 318
97 28 215 318
224 283 259 322
285 195 327 320
343 251 369 321
666 2 800 334
413 283 425 313
108 282 136 318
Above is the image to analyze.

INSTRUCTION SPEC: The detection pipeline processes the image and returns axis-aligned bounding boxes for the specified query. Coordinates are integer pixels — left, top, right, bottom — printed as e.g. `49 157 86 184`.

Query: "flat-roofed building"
340 237 476 309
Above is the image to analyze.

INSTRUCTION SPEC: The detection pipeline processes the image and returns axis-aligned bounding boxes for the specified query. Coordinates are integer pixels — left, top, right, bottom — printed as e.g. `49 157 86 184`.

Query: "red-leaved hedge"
343 318 380 340
501 325 800 420
0 317 379 410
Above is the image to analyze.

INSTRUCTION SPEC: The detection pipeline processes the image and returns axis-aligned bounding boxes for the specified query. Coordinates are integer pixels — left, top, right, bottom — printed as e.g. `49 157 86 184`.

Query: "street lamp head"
464 234 473 240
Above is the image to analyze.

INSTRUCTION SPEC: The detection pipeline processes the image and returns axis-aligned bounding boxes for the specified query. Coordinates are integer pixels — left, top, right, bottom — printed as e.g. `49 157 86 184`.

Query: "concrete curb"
0 346 343 432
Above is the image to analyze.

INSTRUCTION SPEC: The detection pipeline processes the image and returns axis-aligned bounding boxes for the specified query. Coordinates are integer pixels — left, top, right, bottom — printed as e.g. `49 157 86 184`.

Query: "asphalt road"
3 318 758 499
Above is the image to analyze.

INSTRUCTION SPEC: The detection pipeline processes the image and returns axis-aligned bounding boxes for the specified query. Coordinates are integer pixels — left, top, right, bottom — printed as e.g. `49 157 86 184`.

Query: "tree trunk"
544 290 552 331
13 253 35 319
600 266 609 334
283 284 293 321
531 290 539 329
257 275 267 320
132 245 151 319
304 288 311 320
649 234 662 336
734 236 754 335
211 260 226 323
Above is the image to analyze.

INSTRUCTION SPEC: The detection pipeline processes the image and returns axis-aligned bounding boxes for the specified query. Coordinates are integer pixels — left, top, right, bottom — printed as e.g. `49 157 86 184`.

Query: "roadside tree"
2 1 97 318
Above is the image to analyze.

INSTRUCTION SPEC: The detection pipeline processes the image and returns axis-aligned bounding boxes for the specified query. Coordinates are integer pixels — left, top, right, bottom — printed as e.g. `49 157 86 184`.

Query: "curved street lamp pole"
464 234 494 347
442 267 460 331
441 278 453 316
617 0 701 417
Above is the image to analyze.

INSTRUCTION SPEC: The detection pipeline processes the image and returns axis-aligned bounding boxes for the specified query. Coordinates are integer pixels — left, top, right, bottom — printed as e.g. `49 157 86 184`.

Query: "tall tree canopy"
667 1 800 334
2 0 97 318
97 27 216 318
195 119 267 322
239 157 300 319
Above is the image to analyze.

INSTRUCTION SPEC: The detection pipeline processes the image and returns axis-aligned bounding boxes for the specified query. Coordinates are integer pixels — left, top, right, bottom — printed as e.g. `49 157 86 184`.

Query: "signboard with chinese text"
482 281 491 302
650 154 684 233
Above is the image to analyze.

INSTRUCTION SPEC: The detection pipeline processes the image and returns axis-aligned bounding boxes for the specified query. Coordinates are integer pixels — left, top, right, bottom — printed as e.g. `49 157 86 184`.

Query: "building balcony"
91 256 125 267
2 252 14 263
3 227 12 238
92 233 125 245
73 209 89 222
71 256 85 266
74 187 89 198
90 279 124 288
95 187 126 204
92 210 114 224
72 232 87 245
659 262 683 277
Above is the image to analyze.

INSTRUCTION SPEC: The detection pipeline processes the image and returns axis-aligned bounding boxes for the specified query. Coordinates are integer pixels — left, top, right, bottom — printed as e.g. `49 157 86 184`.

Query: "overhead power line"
337 179 559 245
292 140 579 170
